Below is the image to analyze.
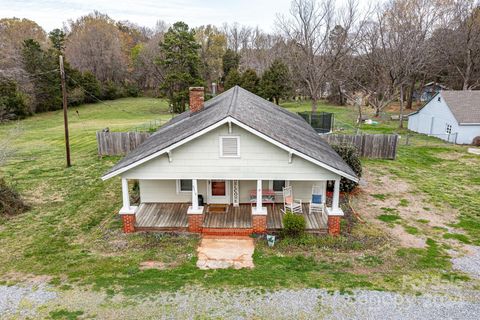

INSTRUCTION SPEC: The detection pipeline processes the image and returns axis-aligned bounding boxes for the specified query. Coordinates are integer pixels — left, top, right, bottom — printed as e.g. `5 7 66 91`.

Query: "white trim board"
101 116 358 182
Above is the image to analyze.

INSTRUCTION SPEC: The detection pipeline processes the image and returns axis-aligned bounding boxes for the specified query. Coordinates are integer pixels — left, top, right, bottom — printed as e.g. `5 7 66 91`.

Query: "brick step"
201 227 254 236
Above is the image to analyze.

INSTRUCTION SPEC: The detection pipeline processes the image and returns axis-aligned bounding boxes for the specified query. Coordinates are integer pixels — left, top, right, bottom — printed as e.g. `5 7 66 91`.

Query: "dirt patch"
197 236 254 269
353 169 457 248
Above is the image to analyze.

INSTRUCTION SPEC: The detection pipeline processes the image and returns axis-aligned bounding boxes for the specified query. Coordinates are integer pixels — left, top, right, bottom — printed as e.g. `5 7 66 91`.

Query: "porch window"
272 180 286 192
177 179 192 192
220 136 240 157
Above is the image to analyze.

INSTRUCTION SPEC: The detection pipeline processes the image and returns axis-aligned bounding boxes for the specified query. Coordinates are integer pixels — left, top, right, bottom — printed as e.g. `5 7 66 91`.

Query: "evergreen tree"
21 39 62 112
222 48 240 79
158 21 203 113
260 59 292 104
224 69 241 90
240 69 259 94
0 78 29 120
48 28 66 53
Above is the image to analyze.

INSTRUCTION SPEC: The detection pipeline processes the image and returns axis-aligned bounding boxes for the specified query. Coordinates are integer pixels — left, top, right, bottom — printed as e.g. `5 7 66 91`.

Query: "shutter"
221 137 239 156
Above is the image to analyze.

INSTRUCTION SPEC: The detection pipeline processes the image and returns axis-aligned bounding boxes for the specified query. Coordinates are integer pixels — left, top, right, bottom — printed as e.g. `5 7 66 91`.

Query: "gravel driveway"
1 284 479 319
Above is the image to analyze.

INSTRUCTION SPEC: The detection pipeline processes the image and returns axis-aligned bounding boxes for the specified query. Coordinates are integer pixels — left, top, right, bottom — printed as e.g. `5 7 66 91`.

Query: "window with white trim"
445 124 452 134
176 179 192 192
220 136 240 157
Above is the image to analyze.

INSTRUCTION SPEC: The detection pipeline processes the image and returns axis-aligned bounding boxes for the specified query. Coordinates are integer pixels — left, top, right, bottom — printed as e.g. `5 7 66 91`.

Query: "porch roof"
102 86 358 181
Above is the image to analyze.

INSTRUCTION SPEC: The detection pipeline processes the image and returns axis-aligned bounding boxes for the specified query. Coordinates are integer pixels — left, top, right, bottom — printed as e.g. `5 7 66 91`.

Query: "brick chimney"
189 87 204 113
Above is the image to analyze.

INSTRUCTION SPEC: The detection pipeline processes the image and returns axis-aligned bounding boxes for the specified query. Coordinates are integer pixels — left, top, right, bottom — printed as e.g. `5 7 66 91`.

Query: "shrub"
124 82 140 97
282 212 306 237
0 78 30 121
0 178 29 217
331 144 362 192
101 81 124 100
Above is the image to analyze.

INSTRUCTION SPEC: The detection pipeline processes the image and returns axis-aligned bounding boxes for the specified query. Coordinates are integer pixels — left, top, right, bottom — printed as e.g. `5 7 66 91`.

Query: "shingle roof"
102 86 357 179
440 91 480 124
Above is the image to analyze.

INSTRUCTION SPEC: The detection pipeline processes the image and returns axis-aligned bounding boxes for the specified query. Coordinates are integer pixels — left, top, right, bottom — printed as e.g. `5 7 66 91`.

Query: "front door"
207 180 230 204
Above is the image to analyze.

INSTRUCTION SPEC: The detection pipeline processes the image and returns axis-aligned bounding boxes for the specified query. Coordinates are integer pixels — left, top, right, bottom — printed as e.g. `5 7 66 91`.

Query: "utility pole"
59 55 71 167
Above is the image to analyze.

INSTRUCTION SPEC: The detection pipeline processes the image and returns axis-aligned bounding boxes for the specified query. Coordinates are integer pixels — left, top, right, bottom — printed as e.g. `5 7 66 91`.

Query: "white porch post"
122 178 130 210
187 179 204 214
333 179 340 211
253 179 267 215
326 178 343 216
119 178 137 214
191 179 198 210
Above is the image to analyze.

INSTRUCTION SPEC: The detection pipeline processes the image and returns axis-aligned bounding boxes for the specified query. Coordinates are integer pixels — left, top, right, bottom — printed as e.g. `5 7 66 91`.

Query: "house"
413 82 449 102
102 86 358 236
408 91 480 144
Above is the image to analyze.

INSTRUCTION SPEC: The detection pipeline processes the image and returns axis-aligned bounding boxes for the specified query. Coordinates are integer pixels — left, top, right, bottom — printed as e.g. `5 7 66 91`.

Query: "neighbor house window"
445 124 452 134
177 179 192 192
272 180 286 192
220 136 240 157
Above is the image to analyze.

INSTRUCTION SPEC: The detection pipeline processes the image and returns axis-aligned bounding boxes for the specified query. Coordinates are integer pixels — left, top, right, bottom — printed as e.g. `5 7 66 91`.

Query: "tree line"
1 0 480 122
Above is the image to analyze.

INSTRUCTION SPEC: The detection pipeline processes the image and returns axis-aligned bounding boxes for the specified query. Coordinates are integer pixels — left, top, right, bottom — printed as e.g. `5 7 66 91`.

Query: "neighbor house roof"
409 91 480 124
440 91 480 124
102 86 357 181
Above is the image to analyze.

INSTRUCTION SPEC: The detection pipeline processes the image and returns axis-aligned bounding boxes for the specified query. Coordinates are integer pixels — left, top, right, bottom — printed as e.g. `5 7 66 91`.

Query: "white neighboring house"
101 86 358 236
408 91 480 144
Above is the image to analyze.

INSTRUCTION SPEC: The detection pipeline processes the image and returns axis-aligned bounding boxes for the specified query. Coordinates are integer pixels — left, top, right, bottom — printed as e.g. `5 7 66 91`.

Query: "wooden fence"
321 134 398 159
96 131 151 156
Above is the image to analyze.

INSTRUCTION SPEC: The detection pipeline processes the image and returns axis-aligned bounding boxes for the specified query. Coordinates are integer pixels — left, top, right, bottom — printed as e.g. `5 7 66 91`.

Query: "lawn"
0 97 478 297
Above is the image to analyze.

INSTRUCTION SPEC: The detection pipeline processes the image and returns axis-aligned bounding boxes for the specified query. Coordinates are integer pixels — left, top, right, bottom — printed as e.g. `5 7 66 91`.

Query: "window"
220 136 240 157
272 180 286 192
445 124 452 134
177 179 192 192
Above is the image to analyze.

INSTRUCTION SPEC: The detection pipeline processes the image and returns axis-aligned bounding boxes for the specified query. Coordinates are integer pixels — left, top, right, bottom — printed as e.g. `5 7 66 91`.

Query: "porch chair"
309 185 325 215
282 186 303 214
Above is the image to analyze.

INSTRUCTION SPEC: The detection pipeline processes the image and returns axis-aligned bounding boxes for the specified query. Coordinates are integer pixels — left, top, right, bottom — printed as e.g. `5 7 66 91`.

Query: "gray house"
102 86 357 236
408 91 480 144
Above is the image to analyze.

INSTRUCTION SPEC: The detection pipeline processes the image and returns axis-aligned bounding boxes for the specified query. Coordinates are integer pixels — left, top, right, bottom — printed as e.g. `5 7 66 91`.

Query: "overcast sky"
1 0 291 32
1 0 373 32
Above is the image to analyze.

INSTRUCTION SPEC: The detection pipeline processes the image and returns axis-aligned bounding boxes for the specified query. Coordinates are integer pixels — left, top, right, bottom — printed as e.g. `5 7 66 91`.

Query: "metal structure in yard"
321 134 399 159
96 131 151 156
298 111 334 134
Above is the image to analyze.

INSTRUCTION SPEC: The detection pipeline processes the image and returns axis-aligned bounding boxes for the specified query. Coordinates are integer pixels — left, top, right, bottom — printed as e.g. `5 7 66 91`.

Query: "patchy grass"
377 214 401 223
0 97 476 296
365 144 480 245
398 199 409 207
403 225 420 235
443 233 471 244
417 219 430 224
371 193 388 201
49 309 84 320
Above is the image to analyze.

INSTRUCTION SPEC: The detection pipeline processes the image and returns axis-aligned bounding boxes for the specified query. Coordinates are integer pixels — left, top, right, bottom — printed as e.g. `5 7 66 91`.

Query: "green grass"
443 233 471 244
49 309 84 320
404 225 420 235
0 97 475 296
377 214 401 223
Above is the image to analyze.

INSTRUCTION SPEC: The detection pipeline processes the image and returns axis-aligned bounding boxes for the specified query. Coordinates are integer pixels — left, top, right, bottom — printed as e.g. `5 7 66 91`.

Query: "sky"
1 0 296 32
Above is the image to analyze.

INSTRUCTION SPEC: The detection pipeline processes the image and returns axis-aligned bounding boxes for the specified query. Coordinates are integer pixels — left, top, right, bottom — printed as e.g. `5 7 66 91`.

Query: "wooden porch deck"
134 203 327 232
267 203 328 231
135 203 189 230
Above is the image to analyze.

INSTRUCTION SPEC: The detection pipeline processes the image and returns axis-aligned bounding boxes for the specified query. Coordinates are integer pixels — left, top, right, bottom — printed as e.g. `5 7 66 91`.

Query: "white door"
207 180 230 204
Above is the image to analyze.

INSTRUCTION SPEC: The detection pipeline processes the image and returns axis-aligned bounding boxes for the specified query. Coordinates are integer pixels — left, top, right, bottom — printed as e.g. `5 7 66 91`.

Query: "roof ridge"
226 85 238 116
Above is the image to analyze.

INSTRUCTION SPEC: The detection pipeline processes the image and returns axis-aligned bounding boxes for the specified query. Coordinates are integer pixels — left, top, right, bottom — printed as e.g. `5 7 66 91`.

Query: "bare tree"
277 0 362 111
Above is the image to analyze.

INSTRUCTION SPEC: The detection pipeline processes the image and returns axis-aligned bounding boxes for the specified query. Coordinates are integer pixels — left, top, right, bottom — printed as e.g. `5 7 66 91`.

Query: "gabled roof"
441 91 480 124
409 91 480 124
102 86 357 181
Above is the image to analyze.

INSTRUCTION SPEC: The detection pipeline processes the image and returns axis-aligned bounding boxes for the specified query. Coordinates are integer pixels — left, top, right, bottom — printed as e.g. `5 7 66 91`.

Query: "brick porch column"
252 215 267 234
327 215 341 236
188 214 204 233
121 214 136 233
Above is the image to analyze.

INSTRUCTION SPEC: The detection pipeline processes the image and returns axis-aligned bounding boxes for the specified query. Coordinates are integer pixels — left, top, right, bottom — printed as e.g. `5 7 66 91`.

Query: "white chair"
282 186 303 214
309 185 325 215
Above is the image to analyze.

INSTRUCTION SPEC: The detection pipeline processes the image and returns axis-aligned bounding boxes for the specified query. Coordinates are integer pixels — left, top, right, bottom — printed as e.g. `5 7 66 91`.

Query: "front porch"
133 203 328 234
